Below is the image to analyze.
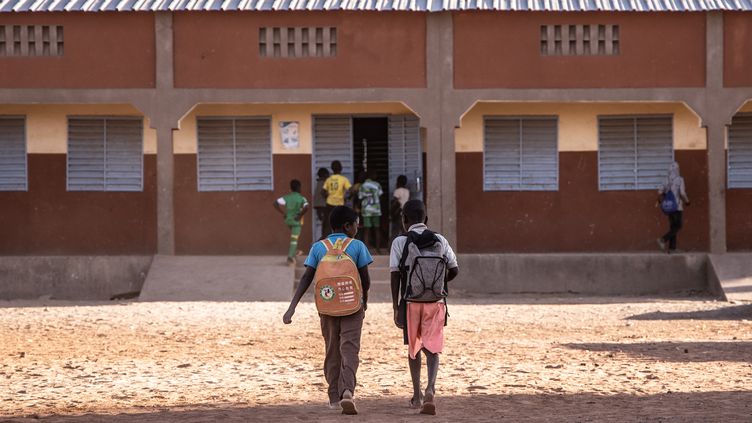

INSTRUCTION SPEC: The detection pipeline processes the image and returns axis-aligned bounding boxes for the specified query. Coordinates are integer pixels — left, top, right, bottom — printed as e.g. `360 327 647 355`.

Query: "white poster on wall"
279 121 300 150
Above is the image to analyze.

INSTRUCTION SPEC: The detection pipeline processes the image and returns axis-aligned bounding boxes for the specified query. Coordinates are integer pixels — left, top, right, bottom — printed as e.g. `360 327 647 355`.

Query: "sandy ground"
1 295 751 422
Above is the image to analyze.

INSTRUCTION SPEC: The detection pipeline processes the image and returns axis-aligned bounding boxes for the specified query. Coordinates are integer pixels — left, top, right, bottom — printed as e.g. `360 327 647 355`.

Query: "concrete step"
140 255 293 301
708 253 752 301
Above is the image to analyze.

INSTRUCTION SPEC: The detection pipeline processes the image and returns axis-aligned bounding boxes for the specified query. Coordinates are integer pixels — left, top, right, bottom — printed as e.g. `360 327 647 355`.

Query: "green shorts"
362 214 381 228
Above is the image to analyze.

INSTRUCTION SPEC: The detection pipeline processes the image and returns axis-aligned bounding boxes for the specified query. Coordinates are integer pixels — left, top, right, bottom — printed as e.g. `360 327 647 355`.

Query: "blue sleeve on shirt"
304 242 325 269
346 239 373 269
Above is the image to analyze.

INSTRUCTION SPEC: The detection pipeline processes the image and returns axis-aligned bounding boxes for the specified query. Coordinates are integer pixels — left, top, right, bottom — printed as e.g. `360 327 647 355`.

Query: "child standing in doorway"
322 161 352 238
390 200 459 415
273 179 309 264
283 206 372 414
359 171 384 254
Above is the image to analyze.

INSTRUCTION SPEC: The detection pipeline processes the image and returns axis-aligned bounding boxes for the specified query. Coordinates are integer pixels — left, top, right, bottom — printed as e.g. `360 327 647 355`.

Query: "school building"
1 2 752 299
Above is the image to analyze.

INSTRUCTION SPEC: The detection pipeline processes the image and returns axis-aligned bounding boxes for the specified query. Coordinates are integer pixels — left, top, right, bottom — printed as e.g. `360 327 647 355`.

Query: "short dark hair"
402 199 426 225
290 179 301 192
329 206 358 230
396 175 408 188
317 167 330 179
331 160 343 173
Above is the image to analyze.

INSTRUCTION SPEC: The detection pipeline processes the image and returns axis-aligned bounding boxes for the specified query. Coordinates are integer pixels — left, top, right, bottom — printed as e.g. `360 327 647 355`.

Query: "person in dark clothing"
657 161 691 253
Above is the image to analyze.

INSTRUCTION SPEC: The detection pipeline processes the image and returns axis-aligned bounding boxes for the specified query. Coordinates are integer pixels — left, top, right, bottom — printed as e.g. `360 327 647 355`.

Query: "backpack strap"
322 238 335 251
340 237 354 251
397 232 417 273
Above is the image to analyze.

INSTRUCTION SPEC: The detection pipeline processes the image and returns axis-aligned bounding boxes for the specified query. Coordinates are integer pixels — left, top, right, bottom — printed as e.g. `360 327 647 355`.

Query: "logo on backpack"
319 285 335 301
661 191 679 215
399 230 448 303
313 238 363 316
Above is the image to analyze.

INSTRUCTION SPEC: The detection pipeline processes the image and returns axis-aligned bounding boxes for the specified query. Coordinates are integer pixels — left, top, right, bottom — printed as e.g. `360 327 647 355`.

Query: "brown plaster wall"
173 11 426 88
455 150 709 252
0 13 155 88
724 12 752 87
174 154 313 254
453 12 706 89
0 154 157 254
727 189 752 251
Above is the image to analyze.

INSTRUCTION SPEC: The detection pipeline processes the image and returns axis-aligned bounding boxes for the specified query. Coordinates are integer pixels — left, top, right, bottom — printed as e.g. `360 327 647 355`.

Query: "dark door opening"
352 117 390 251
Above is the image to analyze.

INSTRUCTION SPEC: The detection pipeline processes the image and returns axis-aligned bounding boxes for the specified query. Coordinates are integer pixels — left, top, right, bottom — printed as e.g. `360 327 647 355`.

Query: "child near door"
273 179 310 264
359 170 384 254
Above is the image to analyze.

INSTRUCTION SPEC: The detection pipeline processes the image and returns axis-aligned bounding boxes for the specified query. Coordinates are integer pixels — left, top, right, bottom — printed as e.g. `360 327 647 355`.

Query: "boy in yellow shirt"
321 160 352 237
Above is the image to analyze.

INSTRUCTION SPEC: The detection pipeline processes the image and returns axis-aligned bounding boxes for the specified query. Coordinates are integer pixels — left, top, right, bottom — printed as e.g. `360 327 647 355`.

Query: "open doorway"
353 117 390 252
312 113 422 250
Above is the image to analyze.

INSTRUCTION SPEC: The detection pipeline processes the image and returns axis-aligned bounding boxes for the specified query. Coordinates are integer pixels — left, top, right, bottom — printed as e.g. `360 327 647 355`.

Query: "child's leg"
319 315 342 404
338 308 365 399
409 353 422 404
424 348 440 396
288 225 301 259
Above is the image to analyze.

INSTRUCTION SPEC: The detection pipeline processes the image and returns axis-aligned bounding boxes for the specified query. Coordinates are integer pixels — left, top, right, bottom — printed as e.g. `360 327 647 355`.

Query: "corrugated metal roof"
1 0 752 12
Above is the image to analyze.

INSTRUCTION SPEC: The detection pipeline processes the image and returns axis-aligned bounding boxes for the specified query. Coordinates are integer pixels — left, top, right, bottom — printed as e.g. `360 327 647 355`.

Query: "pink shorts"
406 302 446 359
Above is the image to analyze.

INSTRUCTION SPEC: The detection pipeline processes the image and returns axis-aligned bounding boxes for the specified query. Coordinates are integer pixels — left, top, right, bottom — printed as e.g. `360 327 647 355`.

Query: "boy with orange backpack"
283 206 372 415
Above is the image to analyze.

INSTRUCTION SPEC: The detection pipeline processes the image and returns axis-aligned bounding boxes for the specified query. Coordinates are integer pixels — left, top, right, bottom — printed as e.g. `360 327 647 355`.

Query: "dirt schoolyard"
1 296 751 422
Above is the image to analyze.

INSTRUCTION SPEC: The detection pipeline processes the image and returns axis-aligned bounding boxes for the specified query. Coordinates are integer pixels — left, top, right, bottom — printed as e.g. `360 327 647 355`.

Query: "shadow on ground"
564 341 752 363
4 392 751 422
627 304 752 320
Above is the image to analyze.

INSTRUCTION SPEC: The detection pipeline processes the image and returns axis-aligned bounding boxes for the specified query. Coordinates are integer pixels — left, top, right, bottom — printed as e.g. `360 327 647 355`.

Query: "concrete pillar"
705 12 727 254
706 123 727 254
155 12 176 255
425 12 457 246
156 126 175 255
155 12 174 90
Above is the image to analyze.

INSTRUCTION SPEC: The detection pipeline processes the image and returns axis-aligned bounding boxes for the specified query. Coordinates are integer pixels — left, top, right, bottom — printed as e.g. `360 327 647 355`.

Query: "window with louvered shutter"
67 117 143 192
598 115 673 191
483 116 558 191
197 117 272 191
0 116 27 191
728 113 752 189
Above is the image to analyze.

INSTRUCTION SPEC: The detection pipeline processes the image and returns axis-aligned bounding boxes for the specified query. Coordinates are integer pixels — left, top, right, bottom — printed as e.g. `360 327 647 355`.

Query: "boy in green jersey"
274 179 310 264
358 171 384 254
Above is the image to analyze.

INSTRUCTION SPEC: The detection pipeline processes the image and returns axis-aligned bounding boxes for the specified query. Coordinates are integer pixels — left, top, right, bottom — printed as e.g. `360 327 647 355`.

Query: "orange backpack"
313 238 363 316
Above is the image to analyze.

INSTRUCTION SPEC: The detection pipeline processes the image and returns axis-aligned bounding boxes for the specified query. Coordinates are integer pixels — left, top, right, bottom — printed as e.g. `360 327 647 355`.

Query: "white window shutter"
729 113 752 189
0 117 27 191
68 118 106 191
105 119 143 192
484 116 558 191
599 115 673 191
197 117 272 191
235 118 273 191
67 117 143 192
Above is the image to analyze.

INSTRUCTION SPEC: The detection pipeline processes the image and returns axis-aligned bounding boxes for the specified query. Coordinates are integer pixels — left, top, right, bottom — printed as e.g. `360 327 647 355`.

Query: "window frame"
196 116 274 192
0 115 28 192
482 115 559 192
728 112 752 189
597 114 675 192
66 115 144 192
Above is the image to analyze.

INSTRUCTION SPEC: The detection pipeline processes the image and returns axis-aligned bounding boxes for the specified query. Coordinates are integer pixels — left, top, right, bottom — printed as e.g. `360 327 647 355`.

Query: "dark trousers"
319 308 365 403
321 205 335 240
662 211 683 250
